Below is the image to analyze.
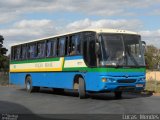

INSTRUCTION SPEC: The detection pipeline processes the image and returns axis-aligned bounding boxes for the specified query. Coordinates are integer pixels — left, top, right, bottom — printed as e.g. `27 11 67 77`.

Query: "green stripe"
62 58 65 70
10 57 60 64
63 67 146 72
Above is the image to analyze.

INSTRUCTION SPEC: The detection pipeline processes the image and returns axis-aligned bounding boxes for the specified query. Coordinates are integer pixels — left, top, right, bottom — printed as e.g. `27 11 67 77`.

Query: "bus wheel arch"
25 74 40 93
25 74 31 83
73 74 83 90
73 74 86 99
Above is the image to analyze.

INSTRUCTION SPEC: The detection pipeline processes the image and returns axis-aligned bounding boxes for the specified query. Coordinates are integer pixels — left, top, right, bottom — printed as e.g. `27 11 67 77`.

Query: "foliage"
0 35 9 72
0 55 9 72
145 45 160 70
0 73 9 85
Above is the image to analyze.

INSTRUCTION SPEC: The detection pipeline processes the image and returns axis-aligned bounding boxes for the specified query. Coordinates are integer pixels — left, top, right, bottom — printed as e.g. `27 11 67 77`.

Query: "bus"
10 29 146 99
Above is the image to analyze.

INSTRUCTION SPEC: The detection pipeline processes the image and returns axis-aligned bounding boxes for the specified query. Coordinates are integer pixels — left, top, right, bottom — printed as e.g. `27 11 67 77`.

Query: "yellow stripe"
10 68 61 72
10 57 65 73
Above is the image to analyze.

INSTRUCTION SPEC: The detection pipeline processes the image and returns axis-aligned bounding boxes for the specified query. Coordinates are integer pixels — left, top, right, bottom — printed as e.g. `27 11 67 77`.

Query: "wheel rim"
26 81 31 90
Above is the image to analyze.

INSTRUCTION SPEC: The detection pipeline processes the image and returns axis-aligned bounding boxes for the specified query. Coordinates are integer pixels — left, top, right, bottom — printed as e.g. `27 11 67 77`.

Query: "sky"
0 0 160 53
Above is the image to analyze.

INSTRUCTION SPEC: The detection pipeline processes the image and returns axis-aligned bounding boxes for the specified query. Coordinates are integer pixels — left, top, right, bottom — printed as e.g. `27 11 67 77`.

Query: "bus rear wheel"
78 78 86 99
25 76 40 93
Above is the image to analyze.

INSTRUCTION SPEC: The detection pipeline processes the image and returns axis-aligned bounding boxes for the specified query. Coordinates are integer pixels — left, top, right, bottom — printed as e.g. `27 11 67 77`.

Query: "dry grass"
146 71 160 81
145 80 160 93
145 70 160 93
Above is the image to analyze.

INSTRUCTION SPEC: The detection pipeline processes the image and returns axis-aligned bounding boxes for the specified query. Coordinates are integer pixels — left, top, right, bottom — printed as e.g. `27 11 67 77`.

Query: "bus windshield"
99 34 145 67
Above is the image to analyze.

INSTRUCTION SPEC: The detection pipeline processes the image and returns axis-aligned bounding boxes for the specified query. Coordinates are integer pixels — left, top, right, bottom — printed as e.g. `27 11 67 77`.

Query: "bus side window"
11 47 14 60
75 35 81 54
46 39 57 57
28 43 37 59
13 47 17 60
83 32 96 67
88 36 96 66
15 46 21 60
69 35 81 55
46 40 52 57
52 40 57 57
37 41 45 58
58 37 65 56
22 44 27 60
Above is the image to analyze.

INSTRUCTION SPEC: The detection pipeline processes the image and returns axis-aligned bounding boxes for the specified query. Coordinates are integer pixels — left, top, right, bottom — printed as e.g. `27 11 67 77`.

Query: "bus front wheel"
25 76 40 93
78 78 86 99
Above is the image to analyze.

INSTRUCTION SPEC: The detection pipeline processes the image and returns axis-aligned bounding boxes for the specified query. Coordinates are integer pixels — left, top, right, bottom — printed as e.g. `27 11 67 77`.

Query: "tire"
25 76 39 93
114 91 122 99
78 77 86 99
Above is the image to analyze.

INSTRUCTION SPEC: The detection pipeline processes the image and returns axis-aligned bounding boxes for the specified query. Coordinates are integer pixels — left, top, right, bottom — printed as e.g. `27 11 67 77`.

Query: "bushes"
0 72 9 86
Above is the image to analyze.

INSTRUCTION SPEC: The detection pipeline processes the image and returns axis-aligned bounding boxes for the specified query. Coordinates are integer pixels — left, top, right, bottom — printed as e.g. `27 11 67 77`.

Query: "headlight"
102 78 107 82
101 78 116 83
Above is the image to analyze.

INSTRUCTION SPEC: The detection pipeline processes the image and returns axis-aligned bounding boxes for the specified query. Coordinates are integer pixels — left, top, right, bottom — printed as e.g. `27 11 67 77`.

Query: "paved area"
0 86 160 119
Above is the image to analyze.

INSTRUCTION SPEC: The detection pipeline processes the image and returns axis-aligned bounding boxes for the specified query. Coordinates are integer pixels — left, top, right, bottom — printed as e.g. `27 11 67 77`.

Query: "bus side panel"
10 72 77 89
9 71 105 91
31 72 75 89
84 72 101 91
10 73 26 87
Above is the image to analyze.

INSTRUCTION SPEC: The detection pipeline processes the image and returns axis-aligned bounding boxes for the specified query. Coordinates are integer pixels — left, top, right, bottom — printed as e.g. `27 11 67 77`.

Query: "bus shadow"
88 91 153 100
33 88 154 101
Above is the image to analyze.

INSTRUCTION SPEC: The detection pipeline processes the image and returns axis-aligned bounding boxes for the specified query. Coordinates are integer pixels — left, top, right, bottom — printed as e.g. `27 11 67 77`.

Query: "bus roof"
12 28 139 46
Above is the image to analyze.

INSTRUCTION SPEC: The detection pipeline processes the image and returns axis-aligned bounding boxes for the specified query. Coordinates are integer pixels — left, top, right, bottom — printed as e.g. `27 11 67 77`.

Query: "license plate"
136 84 143 87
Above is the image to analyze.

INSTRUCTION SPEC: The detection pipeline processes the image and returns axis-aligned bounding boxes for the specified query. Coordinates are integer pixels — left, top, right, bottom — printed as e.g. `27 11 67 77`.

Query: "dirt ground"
146 71 160 81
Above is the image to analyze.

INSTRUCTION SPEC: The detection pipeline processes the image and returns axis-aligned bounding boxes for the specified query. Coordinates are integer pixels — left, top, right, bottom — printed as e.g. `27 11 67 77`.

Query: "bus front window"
123 35 145 66
99 34 145 67
99 34 124 66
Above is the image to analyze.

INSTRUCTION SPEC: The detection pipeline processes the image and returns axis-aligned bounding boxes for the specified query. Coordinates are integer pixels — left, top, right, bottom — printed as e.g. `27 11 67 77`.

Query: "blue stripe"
10 71 145 92
65 55 83 60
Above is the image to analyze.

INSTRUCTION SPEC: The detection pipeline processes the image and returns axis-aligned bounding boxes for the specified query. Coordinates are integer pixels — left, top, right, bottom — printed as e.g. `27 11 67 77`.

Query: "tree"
145 45 160 70
0 35 8 72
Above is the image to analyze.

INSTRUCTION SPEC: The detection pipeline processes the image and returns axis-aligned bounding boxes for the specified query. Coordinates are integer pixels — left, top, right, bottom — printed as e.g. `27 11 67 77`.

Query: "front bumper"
101 83 145 92
98 76 146 92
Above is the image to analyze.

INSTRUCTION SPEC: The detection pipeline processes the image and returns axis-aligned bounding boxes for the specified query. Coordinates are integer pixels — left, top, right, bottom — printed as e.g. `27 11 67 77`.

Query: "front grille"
117 86 136 91
117 79 136 83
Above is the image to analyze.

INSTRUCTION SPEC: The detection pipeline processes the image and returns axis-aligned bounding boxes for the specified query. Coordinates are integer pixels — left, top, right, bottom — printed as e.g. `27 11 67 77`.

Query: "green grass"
0 73 9 86
145 80 160 93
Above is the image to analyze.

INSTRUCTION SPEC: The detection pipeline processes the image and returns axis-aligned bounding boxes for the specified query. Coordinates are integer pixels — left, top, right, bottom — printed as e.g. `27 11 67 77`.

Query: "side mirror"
95 42 100 54
141 41 146 46
141 41 146 54
97 35 101 43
